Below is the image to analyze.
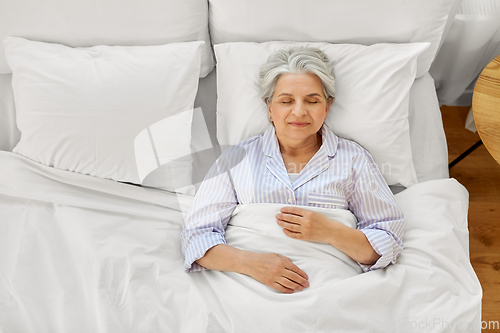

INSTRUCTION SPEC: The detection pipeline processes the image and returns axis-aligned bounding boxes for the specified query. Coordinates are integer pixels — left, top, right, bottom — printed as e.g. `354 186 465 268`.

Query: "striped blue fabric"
180 125 405 273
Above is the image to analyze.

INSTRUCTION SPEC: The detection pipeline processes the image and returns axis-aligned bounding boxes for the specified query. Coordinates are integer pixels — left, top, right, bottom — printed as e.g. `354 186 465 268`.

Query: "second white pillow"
215 42 430 187
5 37 204 186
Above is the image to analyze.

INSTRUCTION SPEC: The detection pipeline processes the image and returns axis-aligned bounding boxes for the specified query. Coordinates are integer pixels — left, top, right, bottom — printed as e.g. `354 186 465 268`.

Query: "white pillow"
4 37 203 188
215 42 430 187
209 0 457 78
0 0 214 76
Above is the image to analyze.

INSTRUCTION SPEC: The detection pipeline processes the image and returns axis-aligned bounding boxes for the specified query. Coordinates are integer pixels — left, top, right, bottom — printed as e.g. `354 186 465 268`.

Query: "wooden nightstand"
472 55 500 165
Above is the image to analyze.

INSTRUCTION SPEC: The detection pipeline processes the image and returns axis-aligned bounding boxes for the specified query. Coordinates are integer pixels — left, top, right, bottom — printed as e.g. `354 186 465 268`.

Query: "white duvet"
0 151 482 332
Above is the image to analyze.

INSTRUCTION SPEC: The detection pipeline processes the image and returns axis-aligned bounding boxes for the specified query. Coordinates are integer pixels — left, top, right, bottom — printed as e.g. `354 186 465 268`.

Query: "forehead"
274 73 324 95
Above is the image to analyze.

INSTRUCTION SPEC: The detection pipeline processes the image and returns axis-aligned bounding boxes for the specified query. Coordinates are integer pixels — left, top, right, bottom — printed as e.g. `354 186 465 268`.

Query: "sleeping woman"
180 46 405 294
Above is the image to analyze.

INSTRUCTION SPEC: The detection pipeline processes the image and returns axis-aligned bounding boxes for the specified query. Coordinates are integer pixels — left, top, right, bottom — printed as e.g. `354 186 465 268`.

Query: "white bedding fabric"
208 0 458 78
0 151 481 332
0 73 19 152
4 37 204 186
409 73 449 182
0 0 214 77
0 70 450 185
214 41 429 187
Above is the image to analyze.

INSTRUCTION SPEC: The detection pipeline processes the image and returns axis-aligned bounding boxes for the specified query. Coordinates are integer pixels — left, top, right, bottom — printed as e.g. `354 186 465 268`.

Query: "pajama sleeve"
347 150 405 272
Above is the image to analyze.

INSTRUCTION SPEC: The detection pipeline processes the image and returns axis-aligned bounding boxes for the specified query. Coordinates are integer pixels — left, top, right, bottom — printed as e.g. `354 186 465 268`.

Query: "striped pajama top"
180 125 405 273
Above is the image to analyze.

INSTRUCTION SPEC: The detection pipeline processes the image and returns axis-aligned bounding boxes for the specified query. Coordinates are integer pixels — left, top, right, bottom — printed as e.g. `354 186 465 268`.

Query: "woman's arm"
276 150 404 270
196 244 310 294
182 149 309 293
276 207 380 265
181 148 243 272
326 221 381 265
346 150 405 271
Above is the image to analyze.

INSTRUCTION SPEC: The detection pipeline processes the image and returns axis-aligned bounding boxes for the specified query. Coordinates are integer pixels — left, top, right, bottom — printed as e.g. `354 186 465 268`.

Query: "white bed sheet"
0 74 19 152
409 73 449 183
0 151 481 332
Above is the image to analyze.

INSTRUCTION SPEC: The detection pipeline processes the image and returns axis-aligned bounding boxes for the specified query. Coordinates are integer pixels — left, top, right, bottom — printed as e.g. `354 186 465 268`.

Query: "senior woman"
181 46 405 294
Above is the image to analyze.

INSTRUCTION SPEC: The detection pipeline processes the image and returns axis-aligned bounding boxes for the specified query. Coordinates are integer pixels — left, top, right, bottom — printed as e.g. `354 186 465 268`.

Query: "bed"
0 0 483 332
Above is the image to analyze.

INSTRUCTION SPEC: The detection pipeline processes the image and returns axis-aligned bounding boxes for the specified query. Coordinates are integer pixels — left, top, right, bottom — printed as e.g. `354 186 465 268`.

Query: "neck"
278 132 322 157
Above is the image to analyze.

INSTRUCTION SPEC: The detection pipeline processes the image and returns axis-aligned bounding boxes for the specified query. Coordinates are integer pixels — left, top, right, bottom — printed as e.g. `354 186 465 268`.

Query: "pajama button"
288 198 293 203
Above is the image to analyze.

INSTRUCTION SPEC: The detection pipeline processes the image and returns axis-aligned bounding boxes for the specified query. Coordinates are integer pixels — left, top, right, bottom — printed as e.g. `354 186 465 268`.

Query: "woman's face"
267 72 333 146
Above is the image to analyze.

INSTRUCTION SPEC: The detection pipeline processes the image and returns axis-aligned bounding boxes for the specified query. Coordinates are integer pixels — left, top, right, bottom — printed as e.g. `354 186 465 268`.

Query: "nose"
291 100 307 117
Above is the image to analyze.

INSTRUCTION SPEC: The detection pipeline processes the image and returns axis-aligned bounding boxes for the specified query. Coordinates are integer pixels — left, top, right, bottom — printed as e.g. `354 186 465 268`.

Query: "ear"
324 97 334 121
267 100 273 120
327 96 334 108
325 97 334 114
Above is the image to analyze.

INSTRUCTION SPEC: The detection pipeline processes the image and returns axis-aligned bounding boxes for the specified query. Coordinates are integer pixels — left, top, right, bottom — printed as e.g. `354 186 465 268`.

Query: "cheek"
270 105 289 119
312 108 328 121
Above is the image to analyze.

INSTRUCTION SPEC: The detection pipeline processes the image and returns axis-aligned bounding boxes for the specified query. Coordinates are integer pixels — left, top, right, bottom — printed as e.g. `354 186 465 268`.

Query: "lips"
288 122 309 127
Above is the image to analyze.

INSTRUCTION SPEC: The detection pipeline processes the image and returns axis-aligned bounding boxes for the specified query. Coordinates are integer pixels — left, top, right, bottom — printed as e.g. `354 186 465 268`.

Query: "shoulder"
217 131 265 162
332 135 379 177
234 132 264 149
322 125 367 160
336 136 372 160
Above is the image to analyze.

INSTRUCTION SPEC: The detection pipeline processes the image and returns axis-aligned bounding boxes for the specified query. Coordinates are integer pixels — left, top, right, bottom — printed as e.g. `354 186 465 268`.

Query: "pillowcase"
208 0 457 78
4 36 203 189
134 108 213 197
0 0 214 76
215 41 430 187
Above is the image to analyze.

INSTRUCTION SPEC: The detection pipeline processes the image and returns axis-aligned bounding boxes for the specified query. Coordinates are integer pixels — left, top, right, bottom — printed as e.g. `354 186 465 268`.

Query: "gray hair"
258 46 335 103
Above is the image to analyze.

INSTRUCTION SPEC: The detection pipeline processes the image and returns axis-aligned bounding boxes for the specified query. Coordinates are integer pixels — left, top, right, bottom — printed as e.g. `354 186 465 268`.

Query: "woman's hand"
276 206 335 243
244 252 309 294
276 207 381 265
196 244 309 294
